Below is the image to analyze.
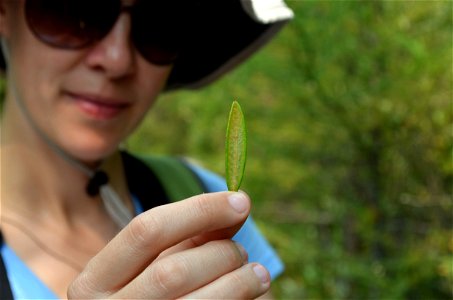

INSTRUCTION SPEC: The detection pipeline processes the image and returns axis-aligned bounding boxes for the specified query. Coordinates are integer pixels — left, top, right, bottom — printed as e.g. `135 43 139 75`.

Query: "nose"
84 14 135 78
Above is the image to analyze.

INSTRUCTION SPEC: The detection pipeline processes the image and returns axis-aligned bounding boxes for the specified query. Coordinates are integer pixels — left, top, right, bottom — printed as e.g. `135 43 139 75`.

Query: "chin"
60 134 122 164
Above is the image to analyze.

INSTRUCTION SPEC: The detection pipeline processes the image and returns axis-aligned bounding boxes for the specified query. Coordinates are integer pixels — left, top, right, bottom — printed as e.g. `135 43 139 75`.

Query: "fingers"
156 217 247 260
182 263 271 299
157 191 251 259
68 191 250 298
112 240 248 299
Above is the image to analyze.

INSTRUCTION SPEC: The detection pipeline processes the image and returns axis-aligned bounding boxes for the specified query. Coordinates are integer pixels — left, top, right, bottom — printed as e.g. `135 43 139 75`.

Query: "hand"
67 192 271 299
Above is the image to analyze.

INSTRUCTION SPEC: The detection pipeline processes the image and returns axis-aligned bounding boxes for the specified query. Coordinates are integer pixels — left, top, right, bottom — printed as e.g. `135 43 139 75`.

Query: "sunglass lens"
132 1 187 65
132 27 179 66
25 0 120 49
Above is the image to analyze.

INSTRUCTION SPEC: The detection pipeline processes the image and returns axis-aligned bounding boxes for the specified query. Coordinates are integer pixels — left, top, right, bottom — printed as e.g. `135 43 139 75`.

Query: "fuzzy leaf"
225 101 247 191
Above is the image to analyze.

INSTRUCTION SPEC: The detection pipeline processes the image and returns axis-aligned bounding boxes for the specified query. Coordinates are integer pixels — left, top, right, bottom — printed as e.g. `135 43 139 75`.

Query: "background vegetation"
128 1 452 299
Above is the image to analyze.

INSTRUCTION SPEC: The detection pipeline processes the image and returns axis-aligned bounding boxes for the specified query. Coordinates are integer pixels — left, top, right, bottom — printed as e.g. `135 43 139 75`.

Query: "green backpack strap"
137 154 205 202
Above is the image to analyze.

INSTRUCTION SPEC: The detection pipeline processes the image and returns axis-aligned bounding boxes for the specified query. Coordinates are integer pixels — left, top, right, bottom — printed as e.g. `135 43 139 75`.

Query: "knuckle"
192 194 216 225
212 240 246 268
228 271 250 298
150 256 189 293
67 271 105 299
126 213 162 253
67 279 80 299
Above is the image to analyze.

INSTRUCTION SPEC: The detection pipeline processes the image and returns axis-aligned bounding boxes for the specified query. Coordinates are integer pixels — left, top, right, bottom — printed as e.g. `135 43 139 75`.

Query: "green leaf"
225 101 247 191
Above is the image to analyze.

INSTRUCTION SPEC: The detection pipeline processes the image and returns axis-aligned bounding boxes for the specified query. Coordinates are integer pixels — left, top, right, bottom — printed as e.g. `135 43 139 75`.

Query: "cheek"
9 56 56 132
128 64 172 125
137 62 173 99
10 55 70 140
7 28 79 124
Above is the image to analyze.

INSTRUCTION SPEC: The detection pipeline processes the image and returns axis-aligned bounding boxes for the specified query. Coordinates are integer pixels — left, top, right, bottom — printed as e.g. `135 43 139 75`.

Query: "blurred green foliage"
128 1 452 299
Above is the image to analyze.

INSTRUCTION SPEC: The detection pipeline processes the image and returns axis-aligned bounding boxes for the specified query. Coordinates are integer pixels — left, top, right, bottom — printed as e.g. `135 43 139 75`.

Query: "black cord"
86 170 109 196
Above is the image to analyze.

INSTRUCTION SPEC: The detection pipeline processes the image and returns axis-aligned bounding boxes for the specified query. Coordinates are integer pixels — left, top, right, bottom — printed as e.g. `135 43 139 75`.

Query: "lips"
66 91 131 120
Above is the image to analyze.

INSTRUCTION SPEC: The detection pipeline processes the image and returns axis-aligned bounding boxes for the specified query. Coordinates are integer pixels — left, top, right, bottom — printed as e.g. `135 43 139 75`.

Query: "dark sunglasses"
24 0 190 66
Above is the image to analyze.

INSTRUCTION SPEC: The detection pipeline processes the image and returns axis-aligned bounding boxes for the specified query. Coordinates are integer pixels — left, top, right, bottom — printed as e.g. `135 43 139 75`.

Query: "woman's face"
0 0 172 162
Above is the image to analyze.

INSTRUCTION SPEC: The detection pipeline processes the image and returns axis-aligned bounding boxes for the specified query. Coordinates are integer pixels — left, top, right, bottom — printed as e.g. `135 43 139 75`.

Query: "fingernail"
228 193 249 213
234 242 248 264
253 264 270 284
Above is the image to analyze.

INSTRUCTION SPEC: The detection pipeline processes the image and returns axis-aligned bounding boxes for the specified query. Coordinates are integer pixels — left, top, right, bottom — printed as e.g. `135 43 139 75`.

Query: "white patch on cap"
241 0 294 24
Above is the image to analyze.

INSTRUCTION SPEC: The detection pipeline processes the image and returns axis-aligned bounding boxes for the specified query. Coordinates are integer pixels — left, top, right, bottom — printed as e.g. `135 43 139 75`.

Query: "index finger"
68 191 250 298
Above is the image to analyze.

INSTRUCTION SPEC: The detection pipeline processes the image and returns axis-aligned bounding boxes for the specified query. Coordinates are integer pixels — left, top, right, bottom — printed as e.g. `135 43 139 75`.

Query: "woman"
0 0 293 298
